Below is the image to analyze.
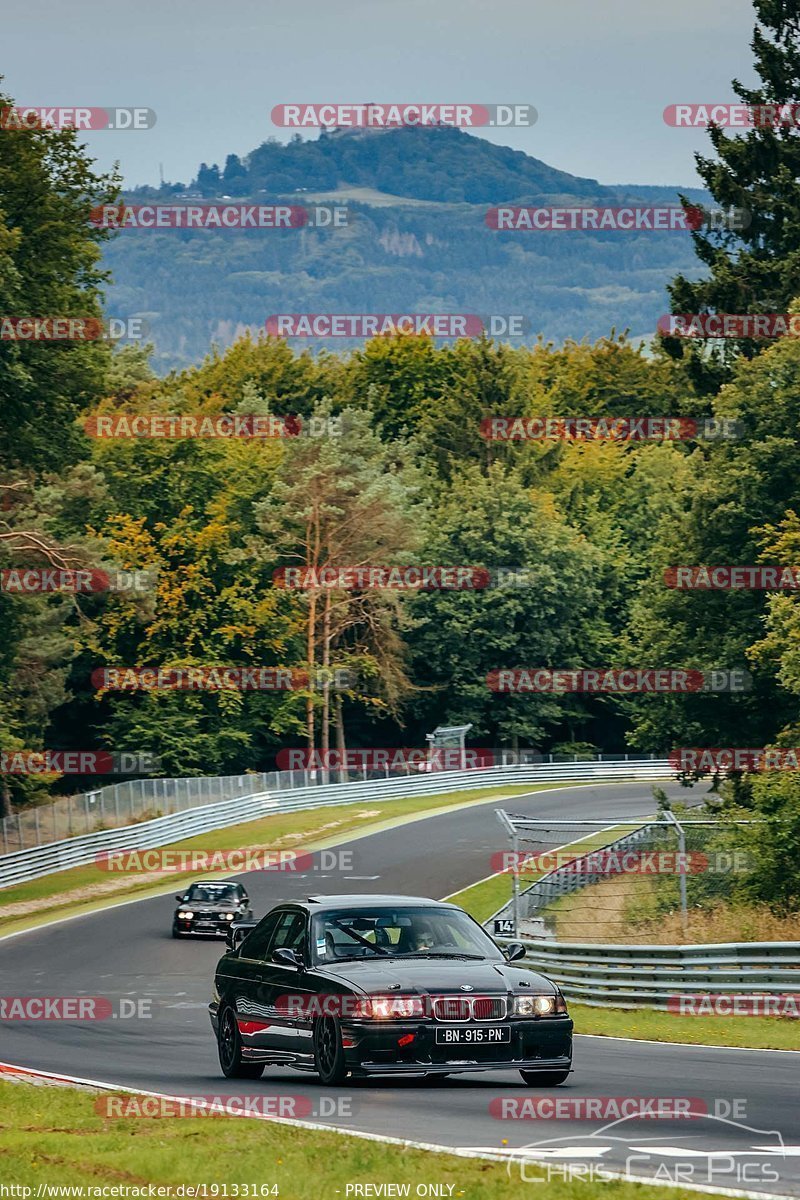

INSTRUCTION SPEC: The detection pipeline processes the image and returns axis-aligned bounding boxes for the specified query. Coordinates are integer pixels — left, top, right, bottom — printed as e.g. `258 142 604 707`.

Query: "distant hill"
108 127 710 370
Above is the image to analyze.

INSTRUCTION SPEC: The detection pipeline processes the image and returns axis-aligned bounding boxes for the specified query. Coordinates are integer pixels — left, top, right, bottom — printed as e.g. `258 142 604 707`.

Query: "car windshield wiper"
327 952 387 962
394 951 485 959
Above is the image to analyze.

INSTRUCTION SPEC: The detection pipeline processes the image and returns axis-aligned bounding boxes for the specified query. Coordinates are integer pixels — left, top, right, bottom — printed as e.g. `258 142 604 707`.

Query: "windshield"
311 906 503 963
185 884 239 903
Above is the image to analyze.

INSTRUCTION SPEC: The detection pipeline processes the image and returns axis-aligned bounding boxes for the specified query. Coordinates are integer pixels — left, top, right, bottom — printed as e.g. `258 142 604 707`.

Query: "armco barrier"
0 759 670 889
497 938 800 1008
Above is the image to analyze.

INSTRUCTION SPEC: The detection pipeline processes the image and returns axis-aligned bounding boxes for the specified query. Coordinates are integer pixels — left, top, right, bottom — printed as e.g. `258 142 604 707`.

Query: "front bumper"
341 1016 573 1076
175 916 236 936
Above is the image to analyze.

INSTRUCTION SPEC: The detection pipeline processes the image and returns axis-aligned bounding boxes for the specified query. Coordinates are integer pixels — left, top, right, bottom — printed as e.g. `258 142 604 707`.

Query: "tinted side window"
272 911 307 953
240 911 281 960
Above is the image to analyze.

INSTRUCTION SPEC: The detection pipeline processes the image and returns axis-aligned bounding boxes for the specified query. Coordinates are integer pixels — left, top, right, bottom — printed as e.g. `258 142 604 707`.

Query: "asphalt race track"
1 782 798 1196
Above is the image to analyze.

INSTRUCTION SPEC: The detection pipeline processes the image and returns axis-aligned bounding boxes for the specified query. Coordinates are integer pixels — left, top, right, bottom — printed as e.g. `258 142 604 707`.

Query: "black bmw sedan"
172 881 253 938
209 894 573 1085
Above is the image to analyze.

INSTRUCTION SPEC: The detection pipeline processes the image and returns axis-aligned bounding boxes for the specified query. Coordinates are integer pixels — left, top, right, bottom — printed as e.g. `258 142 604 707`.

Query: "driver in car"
407 921 435 952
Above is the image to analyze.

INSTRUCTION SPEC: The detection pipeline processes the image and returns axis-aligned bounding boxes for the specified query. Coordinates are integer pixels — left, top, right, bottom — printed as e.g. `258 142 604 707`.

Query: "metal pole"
34 805 40 845
663 810 688 932
512 830 520 937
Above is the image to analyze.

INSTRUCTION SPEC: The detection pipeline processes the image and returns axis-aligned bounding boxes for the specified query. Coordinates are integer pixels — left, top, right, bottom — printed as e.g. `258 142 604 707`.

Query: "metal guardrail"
0 751 666 854
497 938 800 1008
0 759 671 889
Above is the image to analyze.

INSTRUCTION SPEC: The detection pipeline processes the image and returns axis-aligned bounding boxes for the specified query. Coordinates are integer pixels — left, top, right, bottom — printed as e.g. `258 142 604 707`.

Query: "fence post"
663 810 688 932
17 812 23 850
34 805 40 845
2 816 8 855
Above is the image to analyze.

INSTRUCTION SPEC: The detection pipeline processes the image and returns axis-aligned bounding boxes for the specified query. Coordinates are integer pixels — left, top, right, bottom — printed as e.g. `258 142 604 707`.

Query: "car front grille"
431 995 506 1022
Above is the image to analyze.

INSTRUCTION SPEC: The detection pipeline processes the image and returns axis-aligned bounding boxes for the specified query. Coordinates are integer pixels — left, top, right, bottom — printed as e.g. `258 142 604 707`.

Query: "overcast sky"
3 0 757 189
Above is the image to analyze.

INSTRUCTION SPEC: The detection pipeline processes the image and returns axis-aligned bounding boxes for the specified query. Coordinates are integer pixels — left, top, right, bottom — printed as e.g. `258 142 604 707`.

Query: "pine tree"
664 1 800 387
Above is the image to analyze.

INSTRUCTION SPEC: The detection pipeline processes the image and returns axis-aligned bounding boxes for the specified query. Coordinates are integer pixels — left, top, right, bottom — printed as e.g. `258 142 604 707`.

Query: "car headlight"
513 993 567 1017
352 995 425 1019
224 913 235 920
178 910 194 919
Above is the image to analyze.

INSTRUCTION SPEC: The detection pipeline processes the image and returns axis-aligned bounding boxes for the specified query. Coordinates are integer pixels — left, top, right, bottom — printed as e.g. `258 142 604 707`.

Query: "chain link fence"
493 813 757 943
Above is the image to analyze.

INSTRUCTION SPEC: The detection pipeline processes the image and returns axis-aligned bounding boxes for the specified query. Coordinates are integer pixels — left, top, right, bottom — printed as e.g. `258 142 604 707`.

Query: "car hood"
317 957 556 995
181 902 239 912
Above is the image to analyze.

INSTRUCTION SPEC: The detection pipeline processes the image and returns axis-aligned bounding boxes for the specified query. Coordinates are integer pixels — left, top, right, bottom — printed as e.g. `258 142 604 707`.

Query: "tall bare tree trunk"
306 590 317 764
321 590 332 784
335 693 347 784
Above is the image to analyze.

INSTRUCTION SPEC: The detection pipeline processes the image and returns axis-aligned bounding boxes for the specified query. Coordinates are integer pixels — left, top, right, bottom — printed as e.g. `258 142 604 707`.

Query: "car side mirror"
226 921 257 951
175 894 185 902
273 947 303 969
504 941 526 962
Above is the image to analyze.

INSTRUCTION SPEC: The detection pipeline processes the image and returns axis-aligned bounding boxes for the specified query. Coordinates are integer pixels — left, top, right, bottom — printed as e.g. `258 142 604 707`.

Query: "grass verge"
570 1002 800 1051
0 783 557 938
0 1077 724 1199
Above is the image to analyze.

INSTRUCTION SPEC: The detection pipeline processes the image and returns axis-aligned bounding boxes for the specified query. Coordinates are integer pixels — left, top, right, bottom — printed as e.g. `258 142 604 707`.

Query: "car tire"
217 1006 265 1079
520 1069 571 1086
313 1016 349 1085
171 924 181 938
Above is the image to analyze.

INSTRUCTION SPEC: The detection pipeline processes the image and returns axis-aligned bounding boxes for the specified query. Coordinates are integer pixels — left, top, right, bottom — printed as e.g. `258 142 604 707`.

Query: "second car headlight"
178 910 194 919
513 993 567 1016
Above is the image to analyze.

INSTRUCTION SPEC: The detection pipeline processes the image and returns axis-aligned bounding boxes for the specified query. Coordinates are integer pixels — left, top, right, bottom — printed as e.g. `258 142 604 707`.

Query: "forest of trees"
2 2 800 915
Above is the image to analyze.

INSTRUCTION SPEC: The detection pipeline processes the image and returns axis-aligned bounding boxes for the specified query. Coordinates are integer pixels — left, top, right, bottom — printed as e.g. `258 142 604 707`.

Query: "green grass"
448 871 515 922
0 783 561 937
0 1077 725 1199
571 1003 800 1051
